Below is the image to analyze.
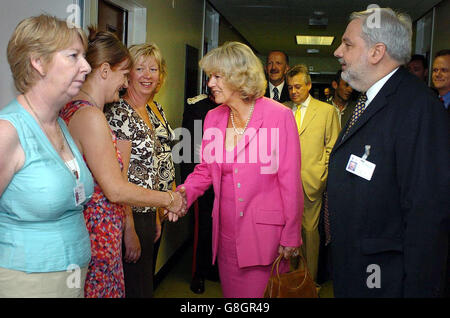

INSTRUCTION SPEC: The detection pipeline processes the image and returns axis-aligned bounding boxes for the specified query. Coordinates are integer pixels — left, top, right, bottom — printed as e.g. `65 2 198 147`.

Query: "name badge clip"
361 145 371 160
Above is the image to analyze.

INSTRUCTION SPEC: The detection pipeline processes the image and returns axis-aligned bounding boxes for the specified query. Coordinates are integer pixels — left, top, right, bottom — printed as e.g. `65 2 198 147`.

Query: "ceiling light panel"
296 35 334 45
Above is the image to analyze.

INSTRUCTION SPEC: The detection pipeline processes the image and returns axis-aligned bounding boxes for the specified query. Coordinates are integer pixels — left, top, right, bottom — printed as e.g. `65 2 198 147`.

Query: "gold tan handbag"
263 253 318 298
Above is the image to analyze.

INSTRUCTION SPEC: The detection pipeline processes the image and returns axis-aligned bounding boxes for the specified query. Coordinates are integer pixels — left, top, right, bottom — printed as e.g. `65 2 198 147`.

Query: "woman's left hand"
278 245 299 259
123 224 141 263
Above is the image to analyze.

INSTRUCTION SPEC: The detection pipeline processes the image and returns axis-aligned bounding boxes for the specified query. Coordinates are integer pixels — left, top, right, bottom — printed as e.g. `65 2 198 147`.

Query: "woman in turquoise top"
0 15 94 297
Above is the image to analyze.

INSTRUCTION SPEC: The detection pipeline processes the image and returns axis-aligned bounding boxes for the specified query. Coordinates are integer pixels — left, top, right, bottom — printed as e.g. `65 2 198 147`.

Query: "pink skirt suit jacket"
181 97 303 268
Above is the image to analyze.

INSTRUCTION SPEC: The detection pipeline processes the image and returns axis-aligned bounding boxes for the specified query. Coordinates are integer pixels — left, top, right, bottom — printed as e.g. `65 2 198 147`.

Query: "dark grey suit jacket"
327 67 449 297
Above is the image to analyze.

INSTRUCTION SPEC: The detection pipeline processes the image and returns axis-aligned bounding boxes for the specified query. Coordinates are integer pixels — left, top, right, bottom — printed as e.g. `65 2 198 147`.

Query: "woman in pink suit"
178 42 303 298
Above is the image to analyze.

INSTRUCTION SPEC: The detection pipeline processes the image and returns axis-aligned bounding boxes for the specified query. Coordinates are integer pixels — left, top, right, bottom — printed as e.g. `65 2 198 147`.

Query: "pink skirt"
218 161 288 298
217 233 289 298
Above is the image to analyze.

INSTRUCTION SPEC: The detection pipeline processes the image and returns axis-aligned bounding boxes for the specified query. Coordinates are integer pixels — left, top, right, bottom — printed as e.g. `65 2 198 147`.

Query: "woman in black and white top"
105 43 175 298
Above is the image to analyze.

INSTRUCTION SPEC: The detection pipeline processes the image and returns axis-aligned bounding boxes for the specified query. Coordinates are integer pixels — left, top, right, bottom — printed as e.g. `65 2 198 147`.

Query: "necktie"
294 106 302 133
273 87 280 101
343 93 367 138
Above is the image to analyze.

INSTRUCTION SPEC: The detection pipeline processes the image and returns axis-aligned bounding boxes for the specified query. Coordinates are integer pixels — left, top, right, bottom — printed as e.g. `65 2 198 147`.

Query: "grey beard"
342 70 366 92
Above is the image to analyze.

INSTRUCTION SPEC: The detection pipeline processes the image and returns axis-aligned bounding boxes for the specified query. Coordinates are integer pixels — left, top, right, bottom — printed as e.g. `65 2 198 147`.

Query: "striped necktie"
343 93 367 138
273 87 280 101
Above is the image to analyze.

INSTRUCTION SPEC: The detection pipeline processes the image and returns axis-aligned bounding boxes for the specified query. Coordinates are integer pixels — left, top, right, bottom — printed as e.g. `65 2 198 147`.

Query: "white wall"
142 0 205 275
0 0 75 106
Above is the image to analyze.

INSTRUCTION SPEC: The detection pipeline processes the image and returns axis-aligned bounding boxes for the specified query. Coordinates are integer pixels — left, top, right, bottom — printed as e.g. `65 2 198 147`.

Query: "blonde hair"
199 42 266 102
128 43 167 87
7 14 88 93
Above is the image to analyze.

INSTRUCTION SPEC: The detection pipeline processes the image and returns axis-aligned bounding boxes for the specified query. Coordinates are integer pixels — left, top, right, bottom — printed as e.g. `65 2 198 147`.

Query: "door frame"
82 0 146 47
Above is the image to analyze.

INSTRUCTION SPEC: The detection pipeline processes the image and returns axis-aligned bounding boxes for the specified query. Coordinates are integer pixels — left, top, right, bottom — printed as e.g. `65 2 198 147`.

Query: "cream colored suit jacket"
284 97 340 202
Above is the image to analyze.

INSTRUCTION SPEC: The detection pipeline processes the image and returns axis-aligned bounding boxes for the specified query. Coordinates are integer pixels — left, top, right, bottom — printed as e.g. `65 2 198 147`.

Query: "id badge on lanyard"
74 180 86 206
346 145 376 181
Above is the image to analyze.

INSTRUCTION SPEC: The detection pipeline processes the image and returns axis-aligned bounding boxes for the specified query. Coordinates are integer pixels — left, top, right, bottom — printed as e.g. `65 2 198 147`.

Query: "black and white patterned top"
105 98 175 214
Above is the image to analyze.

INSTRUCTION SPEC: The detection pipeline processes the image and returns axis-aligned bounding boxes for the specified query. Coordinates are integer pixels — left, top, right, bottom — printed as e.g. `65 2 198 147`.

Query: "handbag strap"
269 254 283 279
271 253 309 290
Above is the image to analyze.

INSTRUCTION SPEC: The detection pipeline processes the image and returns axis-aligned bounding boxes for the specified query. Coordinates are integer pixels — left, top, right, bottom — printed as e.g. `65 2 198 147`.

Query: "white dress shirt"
365 67 399 109
268 81 286 99
291 94 312 127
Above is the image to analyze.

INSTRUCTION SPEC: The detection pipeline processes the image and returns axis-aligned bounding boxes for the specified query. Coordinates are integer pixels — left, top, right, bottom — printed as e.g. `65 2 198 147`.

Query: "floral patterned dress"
60 100 125 298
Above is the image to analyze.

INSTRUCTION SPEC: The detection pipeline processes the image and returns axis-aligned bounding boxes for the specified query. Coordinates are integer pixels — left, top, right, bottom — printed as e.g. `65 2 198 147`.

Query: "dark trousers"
123 211 155 298
153 222 164 275
192 187 218 279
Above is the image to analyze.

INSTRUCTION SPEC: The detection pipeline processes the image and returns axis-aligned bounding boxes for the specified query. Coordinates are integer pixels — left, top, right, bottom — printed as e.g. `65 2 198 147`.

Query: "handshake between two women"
163 186 188 222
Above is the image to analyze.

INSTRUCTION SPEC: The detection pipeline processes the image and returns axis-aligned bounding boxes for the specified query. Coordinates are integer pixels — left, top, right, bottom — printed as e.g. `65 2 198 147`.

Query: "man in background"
284 64 340 282
407 54 429 82
328 70 356 129
323 87 332 103
432 49 450 110
265 50 290 102
180 92 219 294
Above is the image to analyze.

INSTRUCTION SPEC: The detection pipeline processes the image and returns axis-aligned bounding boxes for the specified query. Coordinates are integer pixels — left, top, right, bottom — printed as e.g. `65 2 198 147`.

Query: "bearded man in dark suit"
328 7 449 297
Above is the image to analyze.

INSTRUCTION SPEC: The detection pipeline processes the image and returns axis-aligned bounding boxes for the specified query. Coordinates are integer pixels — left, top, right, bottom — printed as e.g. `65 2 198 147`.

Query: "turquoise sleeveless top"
0 99 94 273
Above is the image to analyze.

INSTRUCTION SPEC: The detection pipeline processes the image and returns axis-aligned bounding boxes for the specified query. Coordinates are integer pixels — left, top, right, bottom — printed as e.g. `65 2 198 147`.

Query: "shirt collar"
269 81 285 93
332 98 348 111
365 67 399 108
439 91 450 109
292 95 311 112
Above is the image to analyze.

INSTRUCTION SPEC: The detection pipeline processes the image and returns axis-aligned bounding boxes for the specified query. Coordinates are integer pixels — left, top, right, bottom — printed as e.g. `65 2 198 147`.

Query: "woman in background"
105 43 176 298
0 15 94 298
61 30 184 298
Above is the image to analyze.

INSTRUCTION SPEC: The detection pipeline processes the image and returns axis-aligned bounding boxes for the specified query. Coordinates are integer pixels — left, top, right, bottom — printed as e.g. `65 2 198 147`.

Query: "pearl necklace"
230 102 255 135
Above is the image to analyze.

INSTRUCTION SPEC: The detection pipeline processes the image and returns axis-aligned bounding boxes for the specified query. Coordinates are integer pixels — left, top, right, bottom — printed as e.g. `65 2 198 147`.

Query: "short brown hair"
435 49 450 58
85 26 131 73
7 14 88 93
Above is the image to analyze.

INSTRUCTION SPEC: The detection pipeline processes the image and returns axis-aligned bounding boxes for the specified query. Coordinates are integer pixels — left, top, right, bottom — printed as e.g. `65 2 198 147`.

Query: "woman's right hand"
164 187 187 221
167 189 187 215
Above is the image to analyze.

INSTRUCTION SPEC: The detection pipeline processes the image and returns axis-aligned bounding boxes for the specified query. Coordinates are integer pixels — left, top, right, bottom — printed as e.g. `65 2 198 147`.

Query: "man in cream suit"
284 65 340 281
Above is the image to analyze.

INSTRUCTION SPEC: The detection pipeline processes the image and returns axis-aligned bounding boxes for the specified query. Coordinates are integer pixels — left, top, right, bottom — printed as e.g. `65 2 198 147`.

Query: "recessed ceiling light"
296 35 334 45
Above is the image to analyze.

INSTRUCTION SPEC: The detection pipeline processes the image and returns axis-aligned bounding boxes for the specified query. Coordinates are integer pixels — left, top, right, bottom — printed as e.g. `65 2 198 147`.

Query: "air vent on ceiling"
309 11 328 26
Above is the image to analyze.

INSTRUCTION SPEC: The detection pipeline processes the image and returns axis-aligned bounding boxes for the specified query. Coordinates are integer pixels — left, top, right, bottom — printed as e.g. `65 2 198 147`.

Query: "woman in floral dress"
61 30 184 298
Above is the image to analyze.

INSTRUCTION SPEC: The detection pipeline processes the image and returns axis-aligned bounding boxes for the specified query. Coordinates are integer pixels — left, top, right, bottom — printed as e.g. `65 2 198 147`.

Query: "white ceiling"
208 0 442 58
